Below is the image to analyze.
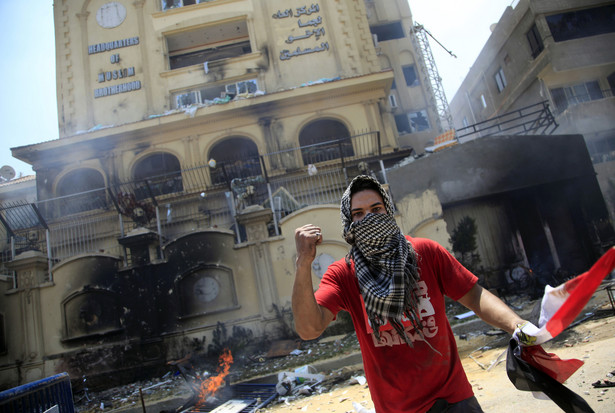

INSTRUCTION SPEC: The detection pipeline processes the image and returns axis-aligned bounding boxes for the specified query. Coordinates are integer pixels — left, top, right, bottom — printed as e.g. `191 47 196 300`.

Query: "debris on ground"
592 380 615 388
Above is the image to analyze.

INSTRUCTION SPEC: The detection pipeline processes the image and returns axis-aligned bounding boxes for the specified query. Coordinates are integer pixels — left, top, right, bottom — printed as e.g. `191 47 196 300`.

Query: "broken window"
395 110 431 134
495 67 507 93
173 79 259 109
56 168 107 215
550 80 603 113
208 137 261 186
161 0 215 11
299 119 354 165
526 24 544 59
175 90 201 108
133 153 183 198
225 79 258 96
370 21 406 42
402 65 419 87
546 5 615 42
166 20 251 70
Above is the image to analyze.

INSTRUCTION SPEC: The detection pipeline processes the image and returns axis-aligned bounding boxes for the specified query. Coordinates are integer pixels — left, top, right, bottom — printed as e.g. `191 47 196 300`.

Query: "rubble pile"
73 333 361 412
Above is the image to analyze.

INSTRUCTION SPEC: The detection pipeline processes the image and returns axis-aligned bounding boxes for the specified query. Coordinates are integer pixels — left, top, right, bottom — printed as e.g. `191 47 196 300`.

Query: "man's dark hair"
348 175 381 197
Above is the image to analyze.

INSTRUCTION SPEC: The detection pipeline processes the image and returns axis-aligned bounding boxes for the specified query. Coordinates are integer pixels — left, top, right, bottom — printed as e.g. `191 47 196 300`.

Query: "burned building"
0 0 444 389
1 0 613 394
448 0 615 221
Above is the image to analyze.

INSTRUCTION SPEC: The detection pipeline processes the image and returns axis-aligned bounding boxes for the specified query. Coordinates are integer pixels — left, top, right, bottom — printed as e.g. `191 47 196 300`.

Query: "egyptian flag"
533 247 615 345
507 247 615 412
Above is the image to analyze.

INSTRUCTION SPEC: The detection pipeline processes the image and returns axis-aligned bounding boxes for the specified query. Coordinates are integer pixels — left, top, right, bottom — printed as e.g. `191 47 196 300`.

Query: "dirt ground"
75 289 614 413
258 297 615 413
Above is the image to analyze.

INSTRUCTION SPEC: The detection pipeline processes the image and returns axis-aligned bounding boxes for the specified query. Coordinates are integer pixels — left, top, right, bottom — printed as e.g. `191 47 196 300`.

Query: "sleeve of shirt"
314 259 351 317
413 237 478 301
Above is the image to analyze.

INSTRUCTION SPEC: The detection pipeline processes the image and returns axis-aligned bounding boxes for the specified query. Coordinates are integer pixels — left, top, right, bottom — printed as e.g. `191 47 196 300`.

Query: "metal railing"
456 100 558 141
0 372 75 413
260 131 381 179
0 130 391 273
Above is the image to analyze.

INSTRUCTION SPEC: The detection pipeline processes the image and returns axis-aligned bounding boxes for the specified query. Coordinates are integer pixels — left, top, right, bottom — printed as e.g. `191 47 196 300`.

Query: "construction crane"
410 23 455 132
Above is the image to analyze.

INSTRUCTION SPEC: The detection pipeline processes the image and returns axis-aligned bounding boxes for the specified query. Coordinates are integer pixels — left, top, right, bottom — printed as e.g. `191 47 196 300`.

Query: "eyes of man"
352 205 384 221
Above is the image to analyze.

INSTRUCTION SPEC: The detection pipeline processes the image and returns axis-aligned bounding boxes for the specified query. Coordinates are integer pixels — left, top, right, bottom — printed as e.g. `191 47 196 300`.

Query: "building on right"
448 0 615 220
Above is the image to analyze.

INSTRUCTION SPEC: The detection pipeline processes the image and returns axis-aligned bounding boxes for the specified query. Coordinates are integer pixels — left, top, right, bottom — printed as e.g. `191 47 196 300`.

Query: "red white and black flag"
508 247 615 412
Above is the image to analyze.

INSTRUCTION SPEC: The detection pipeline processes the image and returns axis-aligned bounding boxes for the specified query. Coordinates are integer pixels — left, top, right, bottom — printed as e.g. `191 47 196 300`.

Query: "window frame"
549 80 604 113
370 21 406 42
166 20 251 70
388 93 398 108
402 65 420 87
161 0 214 11
526 24 544 59
546 5 615 42
495 67 507 93
172 79 259 109
394 110 431 134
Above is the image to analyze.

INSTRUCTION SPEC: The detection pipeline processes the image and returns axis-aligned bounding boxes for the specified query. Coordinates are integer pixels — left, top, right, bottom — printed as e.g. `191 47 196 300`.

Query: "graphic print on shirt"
364 281 439 347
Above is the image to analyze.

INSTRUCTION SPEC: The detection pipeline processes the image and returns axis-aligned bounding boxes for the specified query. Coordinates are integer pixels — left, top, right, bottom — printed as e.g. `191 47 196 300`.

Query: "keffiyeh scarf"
341 175 423 346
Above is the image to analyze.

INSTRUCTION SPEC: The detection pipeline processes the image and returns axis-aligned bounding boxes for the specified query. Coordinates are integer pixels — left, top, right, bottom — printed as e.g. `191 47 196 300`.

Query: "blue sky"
0 0 515 178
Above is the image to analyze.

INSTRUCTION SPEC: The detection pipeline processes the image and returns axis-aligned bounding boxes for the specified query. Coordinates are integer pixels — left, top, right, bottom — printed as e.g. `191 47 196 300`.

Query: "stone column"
236 206 279 315
6 251 50 382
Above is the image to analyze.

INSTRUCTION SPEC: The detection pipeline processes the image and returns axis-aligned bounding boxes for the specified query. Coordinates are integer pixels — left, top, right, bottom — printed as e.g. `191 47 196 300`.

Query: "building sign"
88 36 139 55
273 4 330 60
94 81 142 98
89 36 142 98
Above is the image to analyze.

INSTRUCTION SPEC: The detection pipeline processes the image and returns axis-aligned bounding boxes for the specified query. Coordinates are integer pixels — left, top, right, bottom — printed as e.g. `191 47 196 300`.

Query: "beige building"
0 0 452 389
448 0 615 220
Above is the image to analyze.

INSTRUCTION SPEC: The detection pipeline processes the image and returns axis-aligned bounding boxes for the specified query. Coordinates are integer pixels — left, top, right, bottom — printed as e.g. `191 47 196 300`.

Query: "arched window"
299 119 354 165
208 137 261 185
133 153 183 198
56 168 107 215
63 289 123 339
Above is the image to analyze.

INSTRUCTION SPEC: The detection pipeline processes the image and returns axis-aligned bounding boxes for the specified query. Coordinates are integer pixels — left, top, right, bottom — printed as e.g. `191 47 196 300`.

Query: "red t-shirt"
315 236 477 413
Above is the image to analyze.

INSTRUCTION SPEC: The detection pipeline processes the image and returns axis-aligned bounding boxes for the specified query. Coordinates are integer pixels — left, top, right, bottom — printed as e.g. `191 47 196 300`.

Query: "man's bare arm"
292 224 335 340
458 283 526 334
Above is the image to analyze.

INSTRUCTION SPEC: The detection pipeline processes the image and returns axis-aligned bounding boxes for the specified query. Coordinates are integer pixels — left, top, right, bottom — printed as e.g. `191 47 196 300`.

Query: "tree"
450 216 481 272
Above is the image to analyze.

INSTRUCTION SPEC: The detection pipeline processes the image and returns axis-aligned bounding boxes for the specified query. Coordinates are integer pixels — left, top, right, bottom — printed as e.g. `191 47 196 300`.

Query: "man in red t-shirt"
293 175 527 412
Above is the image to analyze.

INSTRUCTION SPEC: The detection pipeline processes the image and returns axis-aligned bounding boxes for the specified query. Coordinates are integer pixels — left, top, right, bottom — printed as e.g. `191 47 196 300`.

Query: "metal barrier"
0 373 75 413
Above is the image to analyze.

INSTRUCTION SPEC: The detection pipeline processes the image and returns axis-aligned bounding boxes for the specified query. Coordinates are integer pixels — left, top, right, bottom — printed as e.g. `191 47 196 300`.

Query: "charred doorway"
507 177 607 280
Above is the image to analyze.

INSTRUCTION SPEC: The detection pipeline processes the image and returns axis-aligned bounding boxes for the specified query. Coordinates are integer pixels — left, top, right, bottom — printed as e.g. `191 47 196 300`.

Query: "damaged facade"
1 0 613 395
0 0 443 390
448 0 615 222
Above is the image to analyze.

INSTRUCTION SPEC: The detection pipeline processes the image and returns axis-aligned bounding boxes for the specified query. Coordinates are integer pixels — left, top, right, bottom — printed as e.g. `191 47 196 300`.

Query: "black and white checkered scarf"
341 175 423 347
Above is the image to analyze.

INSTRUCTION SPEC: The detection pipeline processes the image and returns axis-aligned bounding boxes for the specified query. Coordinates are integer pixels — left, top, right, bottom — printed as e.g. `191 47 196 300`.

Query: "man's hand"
513 321 541 346
292 224 332 340
294 224 323 266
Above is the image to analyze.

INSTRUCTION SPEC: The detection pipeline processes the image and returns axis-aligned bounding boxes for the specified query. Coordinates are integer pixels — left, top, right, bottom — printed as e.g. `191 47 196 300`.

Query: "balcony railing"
456 101 559 141
260 131 382 179
0 130 399 275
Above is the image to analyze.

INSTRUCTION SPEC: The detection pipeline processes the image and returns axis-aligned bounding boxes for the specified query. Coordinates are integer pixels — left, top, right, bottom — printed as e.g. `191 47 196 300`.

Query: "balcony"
0 131 412 274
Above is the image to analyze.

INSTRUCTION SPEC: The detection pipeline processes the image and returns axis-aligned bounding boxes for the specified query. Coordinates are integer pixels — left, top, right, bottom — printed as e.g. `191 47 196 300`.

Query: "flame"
195 349 234 408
